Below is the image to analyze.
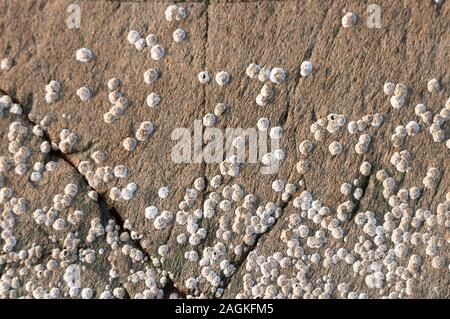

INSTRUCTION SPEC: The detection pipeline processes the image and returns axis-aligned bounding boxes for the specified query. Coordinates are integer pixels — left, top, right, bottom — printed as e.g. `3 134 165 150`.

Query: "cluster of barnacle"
348 113 384 135
0 94 22 116
245 63 288 107
422 167 441 190
337 161 373 202
127 30 167 60
235 172 449 299
77 150 140 203
310 113 346 148
1 3 449 300
1 143 170 299
232 73 448 299
428 100 449 144
391 121 420 148
390 150 412 173
235 191 358 298
309 112 371 157
197 70 230 86
137 166 293 298
218 155 240 177
122 122 154 153
384 82 409 109
200 102 229 135
179 183 285 297
3 122 32 176
104 78 130 124
57 128 79 154
258 121 285 170
110 183 138 202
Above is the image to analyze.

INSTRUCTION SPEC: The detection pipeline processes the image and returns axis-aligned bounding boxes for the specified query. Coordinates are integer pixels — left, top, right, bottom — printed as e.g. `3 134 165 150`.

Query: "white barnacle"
296 160 310 174
144 69 159 84
215 71 230 86
269 67 286 84
53 218 66 231
158 186 170 199
328 141 343 155
121 187 135 201
109 187 121 201
299 140 313 156
145 206 158 220
146 92 161 107
91 150 107 164
173 28 186 43
135 38 146 51
107 78 121 91
165 4 187 22
145 33 158 47
123 137 137 151
81 288 93 299
165 4 178 21
9 103 23 115
390 95 405 109
256 94 268 107
257 118 270 131
394 83 408 98
272 180 285 192
127 30 141 44
64 183 78 197
76 48 94 62
359 161 372 176
383 82 395 95
300 61 313 77
45 85 60 104
194 177 206 191
273 149 285 161
246 63 260 79
113 165 128 178
177 233 187 244
341 12 357 28
371 113 384 127
365 272 385 289
76 87 92 102
45 80 61 95
32 125 44 137
258 67 271 82
347 121 358 134
203 113 216 127
260 83 274 100
214 103 228 117
340 183 352 196
176 6 189 21
405 121 420 136
415 103 427 116
150 45 165 60
136 121 155 141
185 277 197 290
269 126 283 139
427 78 440 93
198 71 211 84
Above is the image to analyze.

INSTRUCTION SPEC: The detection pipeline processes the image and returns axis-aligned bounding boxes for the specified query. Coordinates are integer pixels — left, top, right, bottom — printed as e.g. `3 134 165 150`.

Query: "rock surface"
0 0 449 298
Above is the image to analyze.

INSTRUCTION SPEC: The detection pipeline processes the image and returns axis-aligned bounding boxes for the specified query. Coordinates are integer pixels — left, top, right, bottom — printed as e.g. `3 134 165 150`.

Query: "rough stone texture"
0 0 449 299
